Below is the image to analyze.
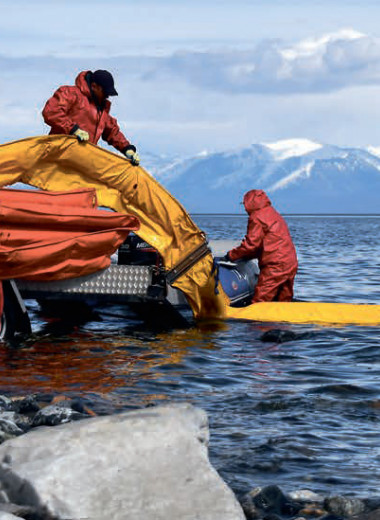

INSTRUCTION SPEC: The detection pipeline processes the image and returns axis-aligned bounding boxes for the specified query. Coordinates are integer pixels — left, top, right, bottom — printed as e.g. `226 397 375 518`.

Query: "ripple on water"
1 216 380 501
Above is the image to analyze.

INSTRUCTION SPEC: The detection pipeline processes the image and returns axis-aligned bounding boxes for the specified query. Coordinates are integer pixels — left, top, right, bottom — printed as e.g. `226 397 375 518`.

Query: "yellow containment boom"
227 301 380 326
0 136 379 327
0 135 226 320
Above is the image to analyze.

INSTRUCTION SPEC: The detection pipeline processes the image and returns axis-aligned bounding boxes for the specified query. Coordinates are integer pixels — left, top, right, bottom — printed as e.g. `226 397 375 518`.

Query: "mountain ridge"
152 139 380 213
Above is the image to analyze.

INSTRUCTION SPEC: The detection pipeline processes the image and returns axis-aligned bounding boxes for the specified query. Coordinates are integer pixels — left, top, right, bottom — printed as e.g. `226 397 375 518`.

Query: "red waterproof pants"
252 266 297 303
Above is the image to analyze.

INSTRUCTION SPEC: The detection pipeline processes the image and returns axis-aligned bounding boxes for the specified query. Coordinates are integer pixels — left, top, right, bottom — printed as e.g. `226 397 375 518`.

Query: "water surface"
0 215 379 499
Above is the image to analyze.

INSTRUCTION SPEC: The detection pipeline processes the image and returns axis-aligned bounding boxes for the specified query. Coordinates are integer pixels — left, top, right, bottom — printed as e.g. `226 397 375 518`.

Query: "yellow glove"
125 149 140 166
73 128 89 142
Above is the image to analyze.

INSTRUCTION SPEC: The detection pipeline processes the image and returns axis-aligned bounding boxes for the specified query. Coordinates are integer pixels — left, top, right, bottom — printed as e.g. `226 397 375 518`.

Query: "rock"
242 485 301 517
0 419 23 437
299 505 326 517
364 498 380 511
352 508 380 520
0 412 32 432
241 486 264 519
286 489 326 518
324 496 366 517
11 395 40 415
254 485 288 512
31 404 85 427
288 489 324 503
240 494 261 519
0 398 12 413
0 403 245 520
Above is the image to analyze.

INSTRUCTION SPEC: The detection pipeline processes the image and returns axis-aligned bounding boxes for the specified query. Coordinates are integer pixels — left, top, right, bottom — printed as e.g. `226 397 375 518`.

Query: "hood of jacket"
75 71 92 98
243 189 271 214
75 71 111 110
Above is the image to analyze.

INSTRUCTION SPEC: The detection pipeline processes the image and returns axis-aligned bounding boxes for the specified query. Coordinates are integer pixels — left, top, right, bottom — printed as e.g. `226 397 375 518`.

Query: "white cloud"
2 28 380 155
145 29 380 94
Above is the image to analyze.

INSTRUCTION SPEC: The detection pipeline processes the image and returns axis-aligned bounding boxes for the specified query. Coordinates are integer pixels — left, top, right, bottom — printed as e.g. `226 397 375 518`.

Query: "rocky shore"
0 394 379 520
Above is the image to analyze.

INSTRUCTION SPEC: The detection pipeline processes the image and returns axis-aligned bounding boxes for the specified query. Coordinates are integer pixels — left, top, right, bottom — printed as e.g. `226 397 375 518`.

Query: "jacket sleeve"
102 114 132 153
228 215 264 261
42 87 78 134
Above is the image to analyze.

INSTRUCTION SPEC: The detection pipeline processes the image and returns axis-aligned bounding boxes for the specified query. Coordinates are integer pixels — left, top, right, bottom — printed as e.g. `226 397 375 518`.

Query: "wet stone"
11 395 40 415
242 485 302 518
0 419 23 437
299 505 326 517
52 397 87 414
352 508 380 520
288 490 324 503
32 405 85 427
0 412 32 432
240 494 261 519
363 498 380 511
324 496 367 517
0 398 12 413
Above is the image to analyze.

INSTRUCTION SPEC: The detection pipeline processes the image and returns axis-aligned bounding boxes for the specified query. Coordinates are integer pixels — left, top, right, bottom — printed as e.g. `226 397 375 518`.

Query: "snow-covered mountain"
152 139 380 213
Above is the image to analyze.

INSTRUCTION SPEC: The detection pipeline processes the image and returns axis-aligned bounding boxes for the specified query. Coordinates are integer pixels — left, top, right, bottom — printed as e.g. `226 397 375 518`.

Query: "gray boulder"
0 403 245 520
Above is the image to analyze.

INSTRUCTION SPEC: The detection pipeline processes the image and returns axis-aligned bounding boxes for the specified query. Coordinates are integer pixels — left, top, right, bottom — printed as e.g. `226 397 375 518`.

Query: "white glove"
125 149 140 166
73 128 89 142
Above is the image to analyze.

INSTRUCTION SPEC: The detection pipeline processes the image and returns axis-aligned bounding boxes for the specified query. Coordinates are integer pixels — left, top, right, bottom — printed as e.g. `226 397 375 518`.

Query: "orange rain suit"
228 190 298 303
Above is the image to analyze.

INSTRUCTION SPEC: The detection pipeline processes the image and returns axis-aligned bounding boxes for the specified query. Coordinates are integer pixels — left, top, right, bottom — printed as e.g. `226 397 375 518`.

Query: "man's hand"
125 149 140 166
73 128 89 142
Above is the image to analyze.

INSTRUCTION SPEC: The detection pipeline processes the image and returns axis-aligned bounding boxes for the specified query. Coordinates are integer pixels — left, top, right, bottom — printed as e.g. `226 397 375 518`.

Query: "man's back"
252 204 297 269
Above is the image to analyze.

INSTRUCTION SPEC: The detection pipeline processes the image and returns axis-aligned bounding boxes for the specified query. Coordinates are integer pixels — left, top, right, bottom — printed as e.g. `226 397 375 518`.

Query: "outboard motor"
217 258 259 307
118 234 163 267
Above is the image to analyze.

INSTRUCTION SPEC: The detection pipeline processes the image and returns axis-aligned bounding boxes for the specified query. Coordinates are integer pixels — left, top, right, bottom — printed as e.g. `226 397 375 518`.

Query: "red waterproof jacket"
42 71 132 152
228 190 298 273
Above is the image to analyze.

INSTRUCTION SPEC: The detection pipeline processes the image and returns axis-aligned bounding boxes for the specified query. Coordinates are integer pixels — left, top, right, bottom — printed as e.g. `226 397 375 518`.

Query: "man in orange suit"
226 190 298 303
43 69 140 165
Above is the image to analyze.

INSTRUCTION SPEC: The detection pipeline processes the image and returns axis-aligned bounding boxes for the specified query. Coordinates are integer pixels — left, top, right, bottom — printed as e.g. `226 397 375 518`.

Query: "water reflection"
0 322 222 398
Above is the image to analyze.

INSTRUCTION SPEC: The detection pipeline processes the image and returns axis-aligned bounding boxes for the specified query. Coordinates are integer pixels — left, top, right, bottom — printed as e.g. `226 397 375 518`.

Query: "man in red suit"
43 69 140 165
226 189 298 303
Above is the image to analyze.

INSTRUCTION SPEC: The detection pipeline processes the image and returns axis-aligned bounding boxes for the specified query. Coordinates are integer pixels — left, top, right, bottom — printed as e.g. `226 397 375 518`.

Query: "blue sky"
1 0 380 155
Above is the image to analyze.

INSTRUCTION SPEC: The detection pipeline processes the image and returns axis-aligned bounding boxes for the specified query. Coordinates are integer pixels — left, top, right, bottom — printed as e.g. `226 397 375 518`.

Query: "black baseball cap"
92 70 118 96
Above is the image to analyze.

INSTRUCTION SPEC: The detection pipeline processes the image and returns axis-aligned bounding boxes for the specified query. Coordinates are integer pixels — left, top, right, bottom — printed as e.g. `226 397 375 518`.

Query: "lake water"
0 215 379 500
